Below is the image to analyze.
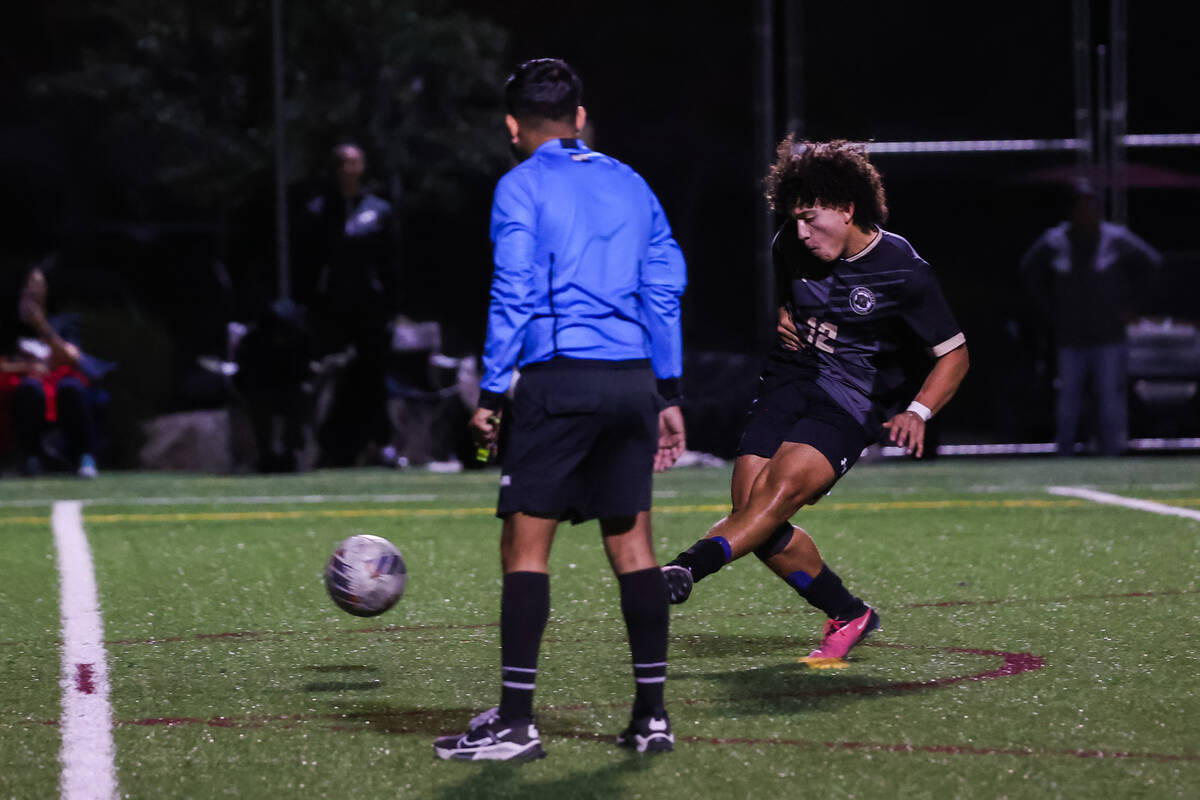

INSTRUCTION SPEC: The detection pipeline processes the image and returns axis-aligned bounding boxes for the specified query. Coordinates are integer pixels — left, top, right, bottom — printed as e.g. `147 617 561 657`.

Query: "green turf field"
2 457 1198 798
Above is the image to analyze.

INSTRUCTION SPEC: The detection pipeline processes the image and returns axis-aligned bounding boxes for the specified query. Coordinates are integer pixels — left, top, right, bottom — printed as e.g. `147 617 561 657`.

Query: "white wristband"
906 401 932 421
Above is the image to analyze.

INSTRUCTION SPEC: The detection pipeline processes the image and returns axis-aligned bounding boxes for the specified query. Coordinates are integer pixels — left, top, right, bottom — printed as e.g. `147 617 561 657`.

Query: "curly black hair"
764 136 888 229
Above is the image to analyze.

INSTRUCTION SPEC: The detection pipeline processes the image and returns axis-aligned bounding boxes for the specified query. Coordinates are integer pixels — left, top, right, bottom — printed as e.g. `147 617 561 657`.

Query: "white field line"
1047 486 1200 522
52 501 118 800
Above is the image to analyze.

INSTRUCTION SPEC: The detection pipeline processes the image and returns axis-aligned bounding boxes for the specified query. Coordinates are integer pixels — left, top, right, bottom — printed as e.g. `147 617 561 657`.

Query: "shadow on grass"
688 658 923 717
303 680 383 692
670 632 812 660
428 748 656 800
324 704 475 736
302 664 383 693
324 702 664 798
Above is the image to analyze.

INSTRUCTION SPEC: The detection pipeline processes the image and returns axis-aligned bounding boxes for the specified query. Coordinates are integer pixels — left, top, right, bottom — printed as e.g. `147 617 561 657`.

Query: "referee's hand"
655 406 686 472
470 407 501 448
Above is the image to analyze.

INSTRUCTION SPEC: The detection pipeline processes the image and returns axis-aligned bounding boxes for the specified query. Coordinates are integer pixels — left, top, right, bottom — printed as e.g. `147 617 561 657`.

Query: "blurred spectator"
1019 181 1162 455
295 142 402 467
233 299 313 473
0 260 99 477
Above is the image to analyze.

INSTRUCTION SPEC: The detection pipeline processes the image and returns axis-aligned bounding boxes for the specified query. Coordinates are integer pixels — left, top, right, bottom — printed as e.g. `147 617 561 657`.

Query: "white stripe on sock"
502 681 537 690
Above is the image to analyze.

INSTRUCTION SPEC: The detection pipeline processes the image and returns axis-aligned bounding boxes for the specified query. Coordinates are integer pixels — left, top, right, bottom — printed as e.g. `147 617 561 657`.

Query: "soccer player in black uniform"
663 137 969 663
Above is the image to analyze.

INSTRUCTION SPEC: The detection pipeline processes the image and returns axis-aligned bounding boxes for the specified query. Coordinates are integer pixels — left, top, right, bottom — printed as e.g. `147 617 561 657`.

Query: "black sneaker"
662 564 693 605
433 707 546 761
617 712 674 753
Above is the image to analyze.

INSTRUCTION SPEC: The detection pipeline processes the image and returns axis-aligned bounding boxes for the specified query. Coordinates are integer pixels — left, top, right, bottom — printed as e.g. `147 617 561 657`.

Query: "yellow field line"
6 495 1186 526
0 508 504 526
85 507 499 523
0 516 55 526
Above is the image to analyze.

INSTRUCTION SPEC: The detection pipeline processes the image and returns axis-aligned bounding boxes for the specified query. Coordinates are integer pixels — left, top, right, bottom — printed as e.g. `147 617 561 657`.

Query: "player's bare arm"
882 344 969 458
777 306 800 350
19 267 81 368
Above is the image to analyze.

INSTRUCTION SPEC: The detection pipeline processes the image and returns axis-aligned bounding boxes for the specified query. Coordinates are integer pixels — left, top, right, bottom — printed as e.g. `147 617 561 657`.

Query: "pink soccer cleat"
806 607 880 660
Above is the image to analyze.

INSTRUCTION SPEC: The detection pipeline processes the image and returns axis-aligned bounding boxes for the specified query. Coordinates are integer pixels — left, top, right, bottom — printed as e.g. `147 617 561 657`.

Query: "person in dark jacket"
1020 181 1161 456
296 143 401 467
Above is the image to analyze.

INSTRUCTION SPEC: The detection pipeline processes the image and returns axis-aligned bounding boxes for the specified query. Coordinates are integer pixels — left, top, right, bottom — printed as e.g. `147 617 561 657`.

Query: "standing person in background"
1020 181 1161 456
434 58 687 762
662 138 968 665
0 262 98 478
233 298 313 473
297 142 402 467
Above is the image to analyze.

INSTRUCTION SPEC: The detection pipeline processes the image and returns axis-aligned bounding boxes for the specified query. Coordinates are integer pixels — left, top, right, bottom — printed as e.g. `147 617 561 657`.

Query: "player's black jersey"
771 221 965 431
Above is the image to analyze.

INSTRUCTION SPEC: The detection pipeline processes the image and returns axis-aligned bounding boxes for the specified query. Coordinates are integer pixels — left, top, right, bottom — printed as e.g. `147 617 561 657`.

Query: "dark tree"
28 0 511 223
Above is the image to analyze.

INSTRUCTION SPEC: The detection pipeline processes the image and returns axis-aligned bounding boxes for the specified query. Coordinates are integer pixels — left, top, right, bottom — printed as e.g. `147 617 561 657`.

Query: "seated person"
0 262 98 477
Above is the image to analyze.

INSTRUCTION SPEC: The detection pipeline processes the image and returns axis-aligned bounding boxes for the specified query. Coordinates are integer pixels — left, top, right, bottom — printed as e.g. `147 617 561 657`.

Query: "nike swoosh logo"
462 735 494 746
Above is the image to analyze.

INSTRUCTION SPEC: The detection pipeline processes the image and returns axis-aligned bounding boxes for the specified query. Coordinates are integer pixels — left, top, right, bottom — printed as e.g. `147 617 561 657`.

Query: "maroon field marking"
106 587 1200 649
530 728 1200 763
2 587 1196 649
692 644 1046 704
100 620 499 648
644 735 1200 764
33 707 1198 762
907 588 1195 608
26 645 1200 763
74 663 96 694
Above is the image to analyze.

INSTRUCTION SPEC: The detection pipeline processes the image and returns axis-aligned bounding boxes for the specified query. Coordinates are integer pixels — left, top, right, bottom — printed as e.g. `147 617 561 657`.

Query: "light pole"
271 0 290 301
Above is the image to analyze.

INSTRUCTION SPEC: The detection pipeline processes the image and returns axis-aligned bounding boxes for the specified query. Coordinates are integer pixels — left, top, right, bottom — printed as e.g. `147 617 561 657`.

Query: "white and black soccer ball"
324 534 407 617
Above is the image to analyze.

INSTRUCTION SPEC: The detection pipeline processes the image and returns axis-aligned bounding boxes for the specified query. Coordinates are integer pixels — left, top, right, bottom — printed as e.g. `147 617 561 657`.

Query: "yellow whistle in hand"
476 415 501 462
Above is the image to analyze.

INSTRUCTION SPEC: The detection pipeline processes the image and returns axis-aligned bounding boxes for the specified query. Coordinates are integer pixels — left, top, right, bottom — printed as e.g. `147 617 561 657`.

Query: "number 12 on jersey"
802 316 838 354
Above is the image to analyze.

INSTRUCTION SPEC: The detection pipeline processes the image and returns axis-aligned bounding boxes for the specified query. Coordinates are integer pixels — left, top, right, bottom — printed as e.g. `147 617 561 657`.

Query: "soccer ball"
324 534 407 617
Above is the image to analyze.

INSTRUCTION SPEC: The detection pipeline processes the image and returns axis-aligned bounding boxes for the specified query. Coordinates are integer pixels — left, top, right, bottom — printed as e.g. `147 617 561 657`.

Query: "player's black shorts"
497 358 659 524
737 365 877 480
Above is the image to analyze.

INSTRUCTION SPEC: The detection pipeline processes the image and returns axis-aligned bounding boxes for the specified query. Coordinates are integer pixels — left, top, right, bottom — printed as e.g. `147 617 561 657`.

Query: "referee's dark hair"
505 58 582 123
765 136 889 231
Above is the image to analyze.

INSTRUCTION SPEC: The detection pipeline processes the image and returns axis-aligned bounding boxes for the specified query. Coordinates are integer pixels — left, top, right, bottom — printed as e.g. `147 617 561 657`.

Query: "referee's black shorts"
497 358 659 524
737 366 877 481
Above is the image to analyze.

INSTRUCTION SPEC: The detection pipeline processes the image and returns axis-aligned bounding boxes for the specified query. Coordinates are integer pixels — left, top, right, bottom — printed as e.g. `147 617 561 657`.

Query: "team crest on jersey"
849 286 876 315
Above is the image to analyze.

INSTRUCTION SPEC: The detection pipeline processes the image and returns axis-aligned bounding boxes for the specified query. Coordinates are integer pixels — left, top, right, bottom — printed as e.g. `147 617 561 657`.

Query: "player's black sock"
785 564 868 621
498 571 550 723
617 567 669 718
669 536 730 582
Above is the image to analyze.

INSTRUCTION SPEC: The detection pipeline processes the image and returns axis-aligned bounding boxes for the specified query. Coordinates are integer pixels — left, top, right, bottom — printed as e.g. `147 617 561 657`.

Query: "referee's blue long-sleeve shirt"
479 137 687 409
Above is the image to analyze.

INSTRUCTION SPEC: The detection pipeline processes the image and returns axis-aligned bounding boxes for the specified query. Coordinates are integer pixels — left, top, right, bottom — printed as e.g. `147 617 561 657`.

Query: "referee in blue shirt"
434 59 687 762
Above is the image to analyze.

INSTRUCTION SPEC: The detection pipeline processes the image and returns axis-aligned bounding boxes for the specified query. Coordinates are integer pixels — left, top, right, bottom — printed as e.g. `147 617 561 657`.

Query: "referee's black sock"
617 567 669 718
668 536 731 582
498 571 550 723
785 564 868 621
